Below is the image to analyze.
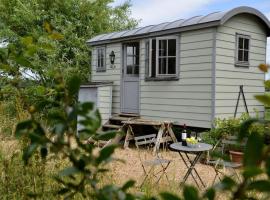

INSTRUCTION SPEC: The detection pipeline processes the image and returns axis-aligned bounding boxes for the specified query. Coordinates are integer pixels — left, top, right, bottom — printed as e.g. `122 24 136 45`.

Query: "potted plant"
228 142 245 164
201 113 252 164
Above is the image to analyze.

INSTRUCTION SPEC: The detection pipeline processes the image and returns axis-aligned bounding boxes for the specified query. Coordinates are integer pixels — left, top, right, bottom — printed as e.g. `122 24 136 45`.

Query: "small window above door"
125 43 139 76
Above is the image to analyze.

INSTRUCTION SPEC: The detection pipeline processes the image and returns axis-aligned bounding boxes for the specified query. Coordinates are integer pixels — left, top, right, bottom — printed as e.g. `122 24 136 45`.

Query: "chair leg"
156 162 170 184
233 168 241 182
140 165 154 188
212 170 222 185
212 171 218 185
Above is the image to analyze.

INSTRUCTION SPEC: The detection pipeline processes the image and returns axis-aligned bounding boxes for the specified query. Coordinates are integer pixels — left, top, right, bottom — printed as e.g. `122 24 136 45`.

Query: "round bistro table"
170 142 213 188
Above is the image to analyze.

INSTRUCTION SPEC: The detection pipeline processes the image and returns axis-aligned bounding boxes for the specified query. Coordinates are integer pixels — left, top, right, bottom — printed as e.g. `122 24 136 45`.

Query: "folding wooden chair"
206 136 246 185
134 134 171 187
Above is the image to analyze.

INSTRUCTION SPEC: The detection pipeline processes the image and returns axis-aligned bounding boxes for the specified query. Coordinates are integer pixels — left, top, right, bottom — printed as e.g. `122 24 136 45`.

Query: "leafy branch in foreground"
14 73 138 199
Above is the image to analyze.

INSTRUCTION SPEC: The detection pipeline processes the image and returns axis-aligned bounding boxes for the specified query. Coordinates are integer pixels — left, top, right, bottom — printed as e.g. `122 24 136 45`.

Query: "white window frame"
155 36 179 77
235 34 250 67
96 46 106 72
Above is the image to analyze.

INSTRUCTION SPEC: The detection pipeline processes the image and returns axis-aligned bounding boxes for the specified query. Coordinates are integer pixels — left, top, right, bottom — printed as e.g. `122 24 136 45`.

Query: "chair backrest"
134 134 156 148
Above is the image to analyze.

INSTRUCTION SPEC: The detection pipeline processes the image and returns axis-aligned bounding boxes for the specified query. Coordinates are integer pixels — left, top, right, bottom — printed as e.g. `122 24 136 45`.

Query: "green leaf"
44 22 52 33
81 102 94 112
215 176 236 191
96 145 117 165
243 167 263 179
160 192 181 200
23 143 38 165
21 36 33 46
183 186 199 200
15 120 33 138
255 95 270 107
67 75 81 97
57 188 70 195
238 118 258 140
58 167 81 177
244 132 264 167
121 180 135 192
14 56 32 68
203 188 215 200
247 180 270 192
49 32 64 40
28 132 47 144
94 131 118 141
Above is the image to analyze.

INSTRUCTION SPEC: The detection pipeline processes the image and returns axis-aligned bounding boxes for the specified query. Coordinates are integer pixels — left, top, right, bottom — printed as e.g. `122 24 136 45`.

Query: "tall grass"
0 140 74 199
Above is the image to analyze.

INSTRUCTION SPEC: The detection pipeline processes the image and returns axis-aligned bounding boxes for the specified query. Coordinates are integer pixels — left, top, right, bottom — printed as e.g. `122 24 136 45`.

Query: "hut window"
96 47 106 72
146 36 178 79
156 37 177 76
236 34 250 66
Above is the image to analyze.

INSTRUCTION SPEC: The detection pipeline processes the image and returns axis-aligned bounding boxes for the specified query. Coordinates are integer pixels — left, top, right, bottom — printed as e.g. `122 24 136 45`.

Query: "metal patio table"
170 142 213 188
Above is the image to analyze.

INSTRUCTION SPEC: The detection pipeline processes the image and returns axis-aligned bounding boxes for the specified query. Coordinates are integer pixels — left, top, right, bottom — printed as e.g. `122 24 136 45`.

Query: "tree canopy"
0 0 138 82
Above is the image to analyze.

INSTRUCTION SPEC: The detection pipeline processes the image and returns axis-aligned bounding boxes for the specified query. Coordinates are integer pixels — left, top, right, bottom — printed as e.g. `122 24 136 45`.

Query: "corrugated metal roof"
87 6 270 45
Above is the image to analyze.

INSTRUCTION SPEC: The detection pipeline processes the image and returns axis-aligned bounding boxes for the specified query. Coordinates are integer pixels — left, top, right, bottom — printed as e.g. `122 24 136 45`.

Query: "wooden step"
102 124 122 129
119 113 140 118
110 116 132 122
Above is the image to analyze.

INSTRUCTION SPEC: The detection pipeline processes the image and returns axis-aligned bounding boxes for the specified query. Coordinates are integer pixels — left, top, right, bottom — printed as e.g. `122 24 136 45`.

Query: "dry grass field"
108 148 216 187
0 134 236 199
103 147 233 199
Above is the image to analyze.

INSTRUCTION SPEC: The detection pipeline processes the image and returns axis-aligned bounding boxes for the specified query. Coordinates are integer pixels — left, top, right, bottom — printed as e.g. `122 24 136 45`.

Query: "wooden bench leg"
153 124 165 154
124 125 134 149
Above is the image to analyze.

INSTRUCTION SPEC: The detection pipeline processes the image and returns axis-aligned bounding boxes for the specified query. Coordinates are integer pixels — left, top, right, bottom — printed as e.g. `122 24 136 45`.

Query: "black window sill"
235 62 249 68
145 76 179 82
96 69 106 72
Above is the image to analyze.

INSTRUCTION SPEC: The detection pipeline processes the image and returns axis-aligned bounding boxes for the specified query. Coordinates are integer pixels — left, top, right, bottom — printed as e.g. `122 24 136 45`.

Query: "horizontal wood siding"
215 14 266 119
139 28 215 128
97 86 112 124
92 43 122 115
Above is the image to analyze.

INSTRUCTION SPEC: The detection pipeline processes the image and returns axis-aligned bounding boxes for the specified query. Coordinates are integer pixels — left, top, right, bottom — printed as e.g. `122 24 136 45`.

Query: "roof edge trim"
220 6 270 35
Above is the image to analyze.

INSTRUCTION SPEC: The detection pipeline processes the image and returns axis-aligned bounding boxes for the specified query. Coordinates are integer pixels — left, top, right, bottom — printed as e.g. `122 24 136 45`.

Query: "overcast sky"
111 0 270 76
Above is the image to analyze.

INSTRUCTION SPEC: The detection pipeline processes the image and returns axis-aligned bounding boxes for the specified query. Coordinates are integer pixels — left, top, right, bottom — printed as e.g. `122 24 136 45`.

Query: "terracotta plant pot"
229 150 243 164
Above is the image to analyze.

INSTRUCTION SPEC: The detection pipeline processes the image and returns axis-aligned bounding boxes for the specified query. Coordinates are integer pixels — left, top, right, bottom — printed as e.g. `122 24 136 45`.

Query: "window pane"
145 41 149 75
136 55 139 65
168 39 176 56
238 37 244 49
134 65 139 74
127 65 133 74
159 40 167 57
244 50 249 62
127 46 134 55
244 39 249 50
151 39 156 77
100 57 104 68
238 50 243 61
97 49 105 68
101 49 104 57
168 58 176 74
136 45 139 57
158 58 166 74
98 57 100 68
127 56 134 65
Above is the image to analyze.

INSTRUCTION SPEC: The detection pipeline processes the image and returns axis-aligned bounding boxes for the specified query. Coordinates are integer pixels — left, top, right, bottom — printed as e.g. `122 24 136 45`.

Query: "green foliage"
0 0 138 81
12 72 138 199
0 148 64 199
0 0 138 123
1 2 270 198
201 113 264 146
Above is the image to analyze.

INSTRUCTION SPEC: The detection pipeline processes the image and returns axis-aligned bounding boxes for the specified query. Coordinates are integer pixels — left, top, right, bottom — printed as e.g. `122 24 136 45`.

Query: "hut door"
121 42 140 114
